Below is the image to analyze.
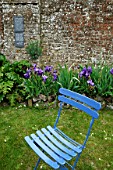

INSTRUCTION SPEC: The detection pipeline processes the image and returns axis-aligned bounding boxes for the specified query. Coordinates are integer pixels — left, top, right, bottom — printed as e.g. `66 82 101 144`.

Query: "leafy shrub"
0 53 7 66
12 60 31 76
26 40 42 60
0 55 31 106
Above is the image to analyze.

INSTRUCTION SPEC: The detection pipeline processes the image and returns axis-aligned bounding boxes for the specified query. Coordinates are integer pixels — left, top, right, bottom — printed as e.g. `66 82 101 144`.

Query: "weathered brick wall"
40 0 113 66
1 0 40 61
0 0 113 66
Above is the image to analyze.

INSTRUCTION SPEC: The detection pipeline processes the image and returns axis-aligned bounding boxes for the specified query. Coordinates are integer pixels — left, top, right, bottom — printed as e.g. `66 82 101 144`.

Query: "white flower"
35 103 39 107
91 133 94 136
99 158 102 161
40 165 43 169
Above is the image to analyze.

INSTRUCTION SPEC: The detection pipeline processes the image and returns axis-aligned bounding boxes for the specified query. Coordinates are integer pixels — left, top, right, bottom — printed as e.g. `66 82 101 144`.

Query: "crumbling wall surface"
41 0 113 66
0 0 40 61
0 0 113 66
0 3 4 50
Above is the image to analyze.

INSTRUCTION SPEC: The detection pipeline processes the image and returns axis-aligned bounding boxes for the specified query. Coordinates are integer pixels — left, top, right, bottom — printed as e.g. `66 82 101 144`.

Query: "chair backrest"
54 88 101 149
58 88 101 119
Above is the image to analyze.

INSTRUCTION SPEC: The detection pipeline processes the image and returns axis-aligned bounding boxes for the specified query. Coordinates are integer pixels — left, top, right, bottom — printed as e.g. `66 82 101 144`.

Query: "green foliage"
26 40 42 60
0 53 8 66
75 64 113 99
0 81 14 95
57 63 113 101
0 54 112 105
91 65 113 97
11 60 31 76
0 56 31 105
24 73 42 99
41 72 59 97
6 91 23 106
57 65 80 90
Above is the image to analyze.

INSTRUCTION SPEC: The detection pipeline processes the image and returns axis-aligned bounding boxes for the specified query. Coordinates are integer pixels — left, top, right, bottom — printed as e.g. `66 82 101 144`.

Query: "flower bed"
0 54 113 107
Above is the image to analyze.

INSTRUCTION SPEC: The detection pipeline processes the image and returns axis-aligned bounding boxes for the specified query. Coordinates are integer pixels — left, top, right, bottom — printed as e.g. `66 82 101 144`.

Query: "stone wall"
0 0 113 66
0 0 40 61
0 4 4 49
40 0 113 66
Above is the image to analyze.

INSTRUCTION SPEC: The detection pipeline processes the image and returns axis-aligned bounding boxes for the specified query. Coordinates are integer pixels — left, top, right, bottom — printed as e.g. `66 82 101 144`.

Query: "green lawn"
0 106 113 170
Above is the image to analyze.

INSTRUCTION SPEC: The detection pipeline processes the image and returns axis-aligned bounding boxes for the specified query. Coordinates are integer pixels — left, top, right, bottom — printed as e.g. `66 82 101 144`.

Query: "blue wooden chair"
25 88 101 170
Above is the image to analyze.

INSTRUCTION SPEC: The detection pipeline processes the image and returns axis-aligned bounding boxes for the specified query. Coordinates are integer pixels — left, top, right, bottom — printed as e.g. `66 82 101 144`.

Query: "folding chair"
25 88 101 170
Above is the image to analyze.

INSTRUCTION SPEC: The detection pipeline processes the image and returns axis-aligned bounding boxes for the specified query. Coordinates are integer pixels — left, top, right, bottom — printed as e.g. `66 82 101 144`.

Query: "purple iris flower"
79 70 85 78
53 70 57 73
34 67 39 73
45 66 53 72
110 68 113 75
79 66 92 78
79 72 83 78
82 67 87 73
87 66 92 74
53 73 58 81
24 72 30 79
27 68 31 73
85 71 90 78
33 64 37 68
42 75 48 82
37 69 44 76
87 79 94 86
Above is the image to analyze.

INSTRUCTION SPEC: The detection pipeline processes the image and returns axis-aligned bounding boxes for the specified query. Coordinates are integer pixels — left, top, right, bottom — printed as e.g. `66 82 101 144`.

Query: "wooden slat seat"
41 128 77 157
25 88 101 170
25 136 60 169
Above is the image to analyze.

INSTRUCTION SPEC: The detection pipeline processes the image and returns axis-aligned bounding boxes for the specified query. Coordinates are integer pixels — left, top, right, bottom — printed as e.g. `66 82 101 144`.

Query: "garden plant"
0 54 31 106
26 40 42 60
0 53 113 106
0 53 113 170
23 64 58 101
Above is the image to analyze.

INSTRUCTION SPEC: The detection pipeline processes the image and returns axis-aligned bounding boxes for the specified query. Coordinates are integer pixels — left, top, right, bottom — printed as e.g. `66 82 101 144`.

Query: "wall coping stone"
1 0 38 4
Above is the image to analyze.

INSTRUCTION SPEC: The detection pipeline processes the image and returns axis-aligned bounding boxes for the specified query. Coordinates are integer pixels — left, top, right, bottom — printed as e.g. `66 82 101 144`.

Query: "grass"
0 105 113 170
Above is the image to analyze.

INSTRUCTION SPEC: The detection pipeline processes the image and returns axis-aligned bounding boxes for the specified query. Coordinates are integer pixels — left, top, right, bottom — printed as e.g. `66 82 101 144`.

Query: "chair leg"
59 165 68 170
34 157 41 170
72 153 81 169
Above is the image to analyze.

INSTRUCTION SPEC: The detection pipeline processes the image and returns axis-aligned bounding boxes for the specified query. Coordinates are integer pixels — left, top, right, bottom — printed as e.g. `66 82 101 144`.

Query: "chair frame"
25 88 101 170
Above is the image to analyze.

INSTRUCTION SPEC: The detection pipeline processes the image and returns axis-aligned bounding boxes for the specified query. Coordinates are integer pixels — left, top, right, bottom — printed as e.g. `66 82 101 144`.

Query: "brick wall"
40 0 113 66
0 0 113 66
